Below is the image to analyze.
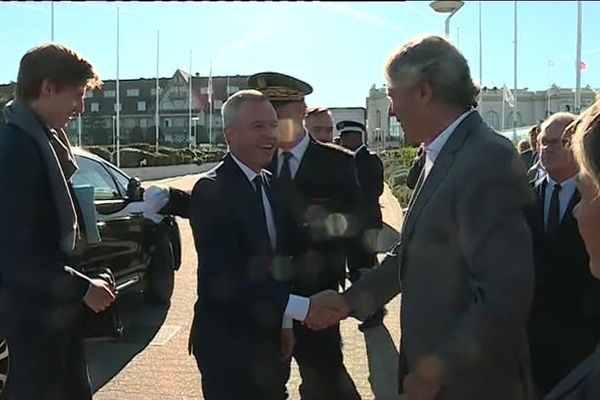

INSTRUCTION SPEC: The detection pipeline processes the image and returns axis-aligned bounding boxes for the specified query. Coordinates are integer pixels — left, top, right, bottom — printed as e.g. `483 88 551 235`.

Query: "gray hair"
222 89 269 128
384 35 479 108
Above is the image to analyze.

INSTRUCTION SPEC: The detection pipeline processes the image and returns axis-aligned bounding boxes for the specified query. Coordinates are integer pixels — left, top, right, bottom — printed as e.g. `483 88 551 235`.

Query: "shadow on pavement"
85 292 170 392
364 324 402 400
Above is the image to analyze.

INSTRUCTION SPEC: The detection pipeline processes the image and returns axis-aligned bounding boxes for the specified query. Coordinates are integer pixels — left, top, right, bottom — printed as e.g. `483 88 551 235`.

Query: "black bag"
82 268 124 339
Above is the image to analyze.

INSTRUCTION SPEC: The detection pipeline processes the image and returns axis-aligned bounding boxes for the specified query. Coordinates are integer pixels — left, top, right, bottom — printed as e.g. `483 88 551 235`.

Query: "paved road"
89 173 403 400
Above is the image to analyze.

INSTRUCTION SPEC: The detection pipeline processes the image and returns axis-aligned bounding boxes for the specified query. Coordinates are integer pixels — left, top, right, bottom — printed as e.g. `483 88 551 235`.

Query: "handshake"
304 290 351 330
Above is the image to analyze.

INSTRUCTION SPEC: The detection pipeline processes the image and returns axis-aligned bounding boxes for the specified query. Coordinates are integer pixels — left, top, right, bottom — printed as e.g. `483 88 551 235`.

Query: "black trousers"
287 323 361 400
1 328 91 400
193 334 288 400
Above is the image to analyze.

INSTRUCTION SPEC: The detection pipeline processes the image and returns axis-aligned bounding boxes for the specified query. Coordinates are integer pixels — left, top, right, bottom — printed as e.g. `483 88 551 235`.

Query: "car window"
106 164 131 194
73 156 121 200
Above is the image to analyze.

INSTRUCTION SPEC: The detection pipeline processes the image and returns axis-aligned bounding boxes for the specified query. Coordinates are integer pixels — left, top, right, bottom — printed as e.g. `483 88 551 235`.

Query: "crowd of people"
0 33 600 400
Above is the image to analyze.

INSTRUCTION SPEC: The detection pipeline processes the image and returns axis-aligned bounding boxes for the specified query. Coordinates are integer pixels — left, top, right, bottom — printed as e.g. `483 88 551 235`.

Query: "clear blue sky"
1 1 599 108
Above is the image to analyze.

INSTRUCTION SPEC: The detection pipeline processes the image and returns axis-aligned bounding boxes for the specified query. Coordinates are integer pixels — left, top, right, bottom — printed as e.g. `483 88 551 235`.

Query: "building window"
140 118 148 128
90 103 100 113
113 103 122 112
174 117 185 127
127 89 139 97
376 110 382 129
124 118 136 128
227 85 239 95
151 88 161 96
137 101 146 111
104 90 116 98
164 118 171 128
484 111 500 130
85 90 93 98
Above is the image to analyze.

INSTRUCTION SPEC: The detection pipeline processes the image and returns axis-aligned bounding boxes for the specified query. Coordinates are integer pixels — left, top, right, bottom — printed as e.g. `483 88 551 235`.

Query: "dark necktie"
546 183 562 237
279 151 293 186
253 175 270 245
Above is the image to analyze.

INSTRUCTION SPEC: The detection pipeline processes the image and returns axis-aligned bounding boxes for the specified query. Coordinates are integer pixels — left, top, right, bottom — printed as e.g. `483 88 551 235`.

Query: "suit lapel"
401 112 481 242
223 154 272 255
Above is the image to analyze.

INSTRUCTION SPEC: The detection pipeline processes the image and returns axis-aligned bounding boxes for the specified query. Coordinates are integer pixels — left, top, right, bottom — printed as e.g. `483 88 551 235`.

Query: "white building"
366 83 598 145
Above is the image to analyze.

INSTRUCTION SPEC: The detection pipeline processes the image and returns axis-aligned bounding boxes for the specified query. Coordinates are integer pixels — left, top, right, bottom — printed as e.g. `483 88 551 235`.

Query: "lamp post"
191 116 199 149
429 1 464 40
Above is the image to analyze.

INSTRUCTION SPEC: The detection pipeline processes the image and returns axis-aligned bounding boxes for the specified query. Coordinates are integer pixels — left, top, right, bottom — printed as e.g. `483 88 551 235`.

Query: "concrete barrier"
122 162 218 181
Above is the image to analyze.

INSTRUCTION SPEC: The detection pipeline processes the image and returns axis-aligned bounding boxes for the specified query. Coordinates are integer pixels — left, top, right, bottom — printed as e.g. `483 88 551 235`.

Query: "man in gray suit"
305 35 536 400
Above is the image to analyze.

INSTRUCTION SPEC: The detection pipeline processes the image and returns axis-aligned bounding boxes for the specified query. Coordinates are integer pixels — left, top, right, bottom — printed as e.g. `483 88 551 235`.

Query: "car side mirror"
126 177 144 201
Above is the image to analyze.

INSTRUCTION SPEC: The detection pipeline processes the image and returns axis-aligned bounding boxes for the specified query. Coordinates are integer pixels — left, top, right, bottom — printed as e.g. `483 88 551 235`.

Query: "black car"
0 148 182 393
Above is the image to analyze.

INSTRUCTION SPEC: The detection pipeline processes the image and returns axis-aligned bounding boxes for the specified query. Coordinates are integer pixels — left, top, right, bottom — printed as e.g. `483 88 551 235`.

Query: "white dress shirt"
423 109 474 180
543 175 578 228
231 154 310 328
277 132 310 179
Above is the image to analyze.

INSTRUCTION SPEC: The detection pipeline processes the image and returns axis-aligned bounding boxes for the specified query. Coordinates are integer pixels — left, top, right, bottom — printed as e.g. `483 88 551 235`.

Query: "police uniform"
248 72 362 400
337 121 386 332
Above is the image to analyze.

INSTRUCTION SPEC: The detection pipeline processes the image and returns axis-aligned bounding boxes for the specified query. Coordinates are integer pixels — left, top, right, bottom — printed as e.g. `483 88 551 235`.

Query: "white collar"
425 109 473 156
230 153 261 184
546 174 577 189
278 131 310 161
353 144 366 157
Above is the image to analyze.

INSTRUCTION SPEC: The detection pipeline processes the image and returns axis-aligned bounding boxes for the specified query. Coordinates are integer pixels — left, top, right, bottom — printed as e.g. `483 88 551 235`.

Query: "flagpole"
51 1 55 41
575 0 583 112
209 62 213 145
501 88 506 132
155 30 159 153
189 50 193 150
512 0 518 140
77 113 82 146
116 6 120 167
478 0 483 112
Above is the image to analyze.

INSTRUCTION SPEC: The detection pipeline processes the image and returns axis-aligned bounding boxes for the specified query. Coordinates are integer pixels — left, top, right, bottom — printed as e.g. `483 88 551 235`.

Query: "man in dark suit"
306 35 535 400
189 89 315 399
0 44 115 400
337 120 386 331
248 72 362 400
527 112 600 397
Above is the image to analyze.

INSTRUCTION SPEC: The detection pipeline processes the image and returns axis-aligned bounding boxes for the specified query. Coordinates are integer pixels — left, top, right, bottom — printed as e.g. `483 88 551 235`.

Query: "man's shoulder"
311 141 355 167
0 122 38 150
191 162 225 201
464 123 518 165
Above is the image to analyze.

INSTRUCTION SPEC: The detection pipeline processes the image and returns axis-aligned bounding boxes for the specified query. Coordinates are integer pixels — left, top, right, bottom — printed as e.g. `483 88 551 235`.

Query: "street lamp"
430 1 464 39
191 116 199 149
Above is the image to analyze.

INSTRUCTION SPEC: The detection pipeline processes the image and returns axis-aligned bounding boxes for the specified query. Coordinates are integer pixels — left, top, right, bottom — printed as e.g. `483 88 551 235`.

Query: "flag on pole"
579 61 587 71
502 84 515 108
207 64 213 106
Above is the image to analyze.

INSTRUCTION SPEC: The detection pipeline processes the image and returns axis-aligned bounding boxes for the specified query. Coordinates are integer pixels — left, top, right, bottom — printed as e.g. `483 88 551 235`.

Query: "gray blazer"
345 111 536 400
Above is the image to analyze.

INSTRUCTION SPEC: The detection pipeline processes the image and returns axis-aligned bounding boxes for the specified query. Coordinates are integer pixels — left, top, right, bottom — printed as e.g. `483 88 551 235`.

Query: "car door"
72 155 146 282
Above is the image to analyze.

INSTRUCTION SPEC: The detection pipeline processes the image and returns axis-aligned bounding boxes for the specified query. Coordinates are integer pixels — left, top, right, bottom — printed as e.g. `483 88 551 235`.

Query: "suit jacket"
269 137 361 296
189 154 290 367
0 122 90 336
345 112 536 400
527 180 600 394
544 351 600 400
355 146 383 230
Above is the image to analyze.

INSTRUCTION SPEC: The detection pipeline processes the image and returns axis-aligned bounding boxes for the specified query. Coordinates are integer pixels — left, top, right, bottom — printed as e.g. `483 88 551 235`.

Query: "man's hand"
402 371 442 400
305 290 350 330
280 328 295 361
83 279 116 313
